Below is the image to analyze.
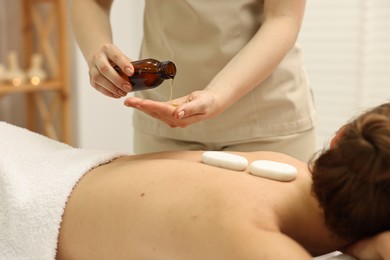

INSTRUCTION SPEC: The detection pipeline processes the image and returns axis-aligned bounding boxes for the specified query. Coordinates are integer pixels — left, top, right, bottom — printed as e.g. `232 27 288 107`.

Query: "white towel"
0 122 128 260
314 252 357 260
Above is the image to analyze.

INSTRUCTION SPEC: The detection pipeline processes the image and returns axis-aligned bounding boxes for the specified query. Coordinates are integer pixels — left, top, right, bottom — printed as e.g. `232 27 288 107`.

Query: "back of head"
311 102 390 241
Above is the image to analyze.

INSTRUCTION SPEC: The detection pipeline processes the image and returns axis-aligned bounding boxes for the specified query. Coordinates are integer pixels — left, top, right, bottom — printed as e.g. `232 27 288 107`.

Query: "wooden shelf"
0 0 72 144
0 80 62 95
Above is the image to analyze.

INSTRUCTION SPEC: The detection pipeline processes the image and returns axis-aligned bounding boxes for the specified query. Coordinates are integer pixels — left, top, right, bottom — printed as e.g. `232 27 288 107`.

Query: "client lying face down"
53 103 390 260
1 104 389 259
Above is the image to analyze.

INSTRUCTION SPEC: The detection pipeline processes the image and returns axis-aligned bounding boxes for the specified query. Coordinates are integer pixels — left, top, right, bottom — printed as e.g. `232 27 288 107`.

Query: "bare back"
56 151 347 260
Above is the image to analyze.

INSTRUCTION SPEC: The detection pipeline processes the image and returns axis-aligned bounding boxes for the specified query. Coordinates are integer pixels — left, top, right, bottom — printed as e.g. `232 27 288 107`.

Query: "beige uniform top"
133 0 316 143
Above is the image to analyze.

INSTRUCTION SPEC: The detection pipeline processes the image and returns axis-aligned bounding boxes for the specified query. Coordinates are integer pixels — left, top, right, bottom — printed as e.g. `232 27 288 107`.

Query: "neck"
279 174 350 256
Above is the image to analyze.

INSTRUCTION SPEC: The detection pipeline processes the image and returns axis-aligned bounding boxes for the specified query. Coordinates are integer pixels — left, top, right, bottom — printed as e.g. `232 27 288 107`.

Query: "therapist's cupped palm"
123 90 219 128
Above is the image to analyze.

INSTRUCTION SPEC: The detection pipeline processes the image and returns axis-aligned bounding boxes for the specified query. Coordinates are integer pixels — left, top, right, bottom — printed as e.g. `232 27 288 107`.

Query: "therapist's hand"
88 44 134 98
123 90 220 128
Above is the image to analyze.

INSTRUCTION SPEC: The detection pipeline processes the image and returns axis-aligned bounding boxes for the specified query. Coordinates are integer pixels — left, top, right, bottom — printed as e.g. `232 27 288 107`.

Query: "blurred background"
0 0 389 153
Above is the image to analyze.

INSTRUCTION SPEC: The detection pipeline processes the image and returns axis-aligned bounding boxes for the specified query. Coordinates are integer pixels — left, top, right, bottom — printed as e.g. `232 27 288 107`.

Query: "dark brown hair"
310 102 390 241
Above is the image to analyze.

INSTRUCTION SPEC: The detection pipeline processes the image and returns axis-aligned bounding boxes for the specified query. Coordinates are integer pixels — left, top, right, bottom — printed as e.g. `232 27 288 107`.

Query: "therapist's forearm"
206 17 300 111
205 0 306 114
71 0 114 65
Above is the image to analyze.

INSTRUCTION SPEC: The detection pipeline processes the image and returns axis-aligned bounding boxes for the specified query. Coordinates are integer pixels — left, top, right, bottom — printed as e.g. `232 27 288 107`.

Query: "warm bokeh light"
12 77 22 86
30 76 41 86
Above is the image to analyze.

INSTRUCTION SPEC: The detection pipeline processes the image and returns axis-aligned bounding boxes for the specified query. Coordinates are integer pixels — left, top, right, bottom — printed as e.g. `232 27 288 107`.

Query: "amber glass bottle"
115 58 176 91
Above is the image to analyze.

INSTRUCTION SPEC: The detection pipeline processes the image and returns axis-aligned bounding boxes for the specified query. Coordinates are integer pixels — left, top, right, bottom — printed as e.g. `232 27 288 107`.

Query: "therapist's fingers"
102 44 134 77
140 103 178 128
124 91 220 128
93 58 132 95
89 67 128 97
123 96 145 108
93 82 122 99
124 97 179 127
88 44 133 97
173 91 218 125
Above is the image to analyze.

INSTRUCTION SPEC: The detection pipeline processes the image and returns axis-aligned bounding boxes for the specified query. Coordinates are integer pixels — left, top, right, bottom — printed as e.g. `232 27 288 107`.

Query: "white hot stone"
249 160 297 182
201 151 248 171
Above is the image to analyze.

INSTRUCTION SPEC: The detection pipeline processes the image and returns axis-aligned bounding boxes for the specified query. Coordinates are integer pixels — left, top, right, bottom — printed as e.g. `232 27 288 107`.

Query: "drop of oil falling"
169 78 179 107
169 78 174 100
